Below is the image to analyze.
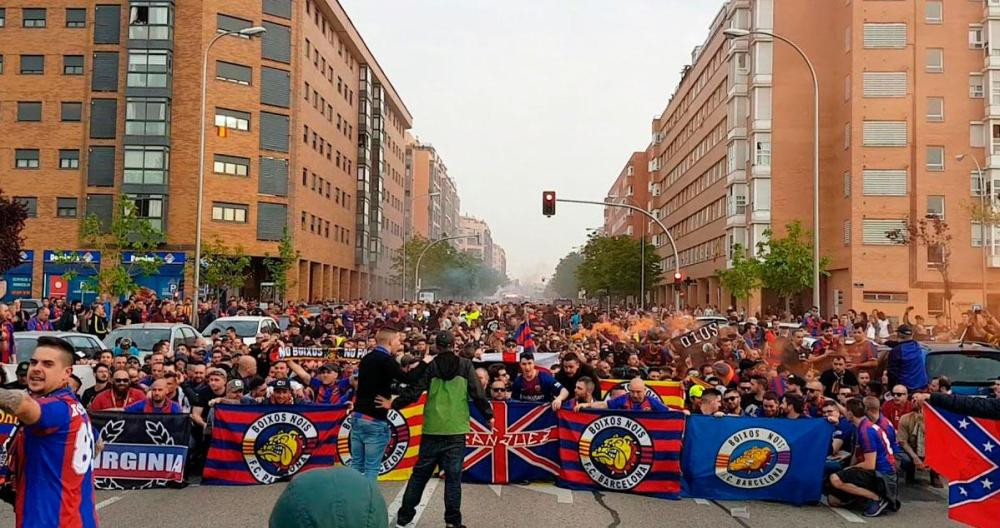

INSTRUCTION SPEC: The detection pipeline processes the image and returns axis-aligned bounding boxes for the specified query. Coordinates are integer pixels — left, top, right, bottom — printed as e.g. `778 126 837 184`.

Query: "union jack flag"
925 404 1000 528
464 401 560 484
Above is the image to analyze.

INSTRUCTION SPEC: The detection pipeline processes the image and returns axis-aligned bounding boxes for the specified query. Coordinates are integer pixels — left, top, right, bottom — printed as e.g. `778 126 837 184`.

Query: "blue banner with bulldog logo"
680 416 833 505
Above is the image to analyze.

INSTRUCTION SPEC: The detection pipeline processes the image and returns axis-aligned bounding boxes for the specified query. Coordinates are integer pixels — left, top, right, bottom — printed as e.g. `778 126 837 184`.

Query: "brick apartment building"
0 0 411 303
644 0 1000 318
603 151 651 239
407 141 460 243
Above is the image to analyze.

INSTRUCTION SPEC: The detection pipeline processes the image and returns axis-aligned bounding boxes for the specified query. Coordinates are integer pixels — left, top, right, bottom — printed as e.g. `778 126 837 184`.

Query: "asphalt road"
0 479 959 528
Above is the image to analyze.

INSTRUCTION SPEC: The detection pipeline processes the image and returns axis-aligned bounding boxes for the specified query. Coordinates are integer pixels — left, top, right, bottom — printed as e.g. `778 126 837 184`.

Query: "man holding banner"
576 378 669 412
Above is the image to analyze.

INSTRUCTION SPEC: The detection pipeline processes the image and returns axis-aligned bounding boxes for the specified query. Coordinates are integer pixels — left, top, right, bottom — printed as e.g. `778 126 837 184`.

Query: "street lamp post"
402 192 440 299
723 28 821 314
956 154 990 306
413 234 477 302
192 26 266 328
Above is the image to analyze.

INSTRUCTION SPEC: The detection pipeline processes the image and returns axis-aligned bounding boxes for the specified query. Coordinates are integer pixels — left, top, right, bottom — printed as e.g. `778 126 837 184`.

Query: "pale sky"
341 0 724 283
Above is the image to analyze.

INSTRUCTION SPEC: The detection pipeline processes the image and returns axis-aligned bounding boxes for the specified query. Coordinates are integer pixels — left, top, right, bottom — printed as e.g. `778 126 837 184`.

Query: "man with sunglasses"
721 388 743 416
489 380 511 402
88 369 146 411
880 384 912 429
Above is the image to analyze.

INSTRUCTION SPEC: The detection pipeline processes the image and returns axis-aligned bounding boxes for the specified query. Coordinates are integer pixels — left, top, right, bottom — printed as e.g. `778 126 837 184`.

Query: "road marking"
514 482 574 504
96 495 124 510
693 498 711 505
827 505 865 523
389 478 439 527
488 484 502 497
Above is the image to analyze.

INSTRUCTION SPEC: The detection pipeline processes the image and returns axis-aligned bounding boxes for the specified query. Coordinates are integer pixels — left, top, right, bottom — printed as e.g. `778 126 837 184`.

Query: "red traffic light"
673 272 682 282
542 191 556 216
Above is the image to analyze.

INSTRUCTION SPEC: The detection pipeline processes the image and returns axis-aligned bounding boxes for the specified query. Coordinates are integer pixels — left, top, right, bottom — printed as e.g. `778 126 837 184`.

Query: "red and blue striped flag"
513 322 536 353
556 409 685 498
203 404 347 485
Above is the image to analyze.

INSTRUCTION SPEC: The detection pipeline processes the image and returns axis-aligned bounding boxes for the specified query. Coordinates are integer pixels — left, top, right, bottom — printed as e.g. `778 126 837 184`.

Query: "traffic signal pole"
552 197 682 312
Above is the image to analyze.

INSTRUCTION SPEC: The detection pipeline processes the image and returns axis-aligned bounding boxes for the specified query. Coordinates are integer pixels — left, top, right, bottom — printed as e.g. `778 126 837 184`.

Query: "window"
927 292 945 315
925 1 942 24
927 244 944 266
971 172 992 196
211 202 248 223
127 194 165 231
216 60 251 85
123 146 169 184
63 55 84 75
61 102 82 122
926 146 945 171
66 8 86 28
125 98 169 136
213 154 250 176
0 8 5 27
970 25 985 49
926 97 944 122
753 41 772 75
215 108 250 131
863 121 907 146
217 13 251 35
59 149 80 169
927 195 945 218
862 72 906 98
925 48 943 73
970 74 985 98
22 8 46 28
844 122 851 149
57 198 77 218
15 149 40 169
972 222 985 247
863 170 907 196
129 3 173 40
0 55 4 74
862 219 907 245
843 170 851 197
972 122 986 147
863 23 906 49
17 101 42 122
754 133 771 166
844 220 851 246
20 55 44 74
127 50 171 87
15 197 37 217
862 291 908 303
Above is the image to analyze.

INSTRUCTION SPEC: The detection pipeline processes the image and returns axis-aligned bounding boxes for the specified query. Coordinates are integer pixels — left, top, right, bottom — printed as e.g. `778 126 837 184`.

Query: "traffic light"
673 271 682 291
542 191 556 217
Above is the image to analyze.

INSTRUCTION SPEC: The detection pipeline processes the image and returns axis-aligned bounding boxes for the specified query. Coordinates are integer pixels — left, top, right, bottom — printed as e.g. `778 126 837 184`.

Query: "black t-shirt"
819 369 859 397
555 365 602 401
195 385 225 421
81 384 108 407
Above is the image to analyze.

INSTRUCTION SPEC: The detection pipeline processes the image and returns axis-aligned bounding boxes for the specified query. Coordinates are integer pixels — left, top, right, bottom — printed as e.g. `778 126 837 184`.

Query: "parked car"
2 363 96 394
13 331 109 360
16 298 44 314
103 323 203 357
924 342 1000 396
202 316 280 345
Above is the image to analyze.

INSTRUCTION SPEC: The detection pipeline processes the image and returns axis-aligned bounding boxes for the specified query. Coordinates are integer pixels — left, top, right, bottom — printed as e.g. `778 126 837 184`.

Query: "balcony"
726 167 746 186
726 203 746 227
985 51 1000 70
987 2 1000 20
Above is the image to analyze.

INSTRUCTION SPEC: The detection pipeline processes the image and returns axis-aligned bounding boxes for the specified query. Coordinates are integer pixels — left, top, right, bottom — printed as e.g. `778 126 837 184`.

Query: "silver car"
13 331 110 360
103 323 203 357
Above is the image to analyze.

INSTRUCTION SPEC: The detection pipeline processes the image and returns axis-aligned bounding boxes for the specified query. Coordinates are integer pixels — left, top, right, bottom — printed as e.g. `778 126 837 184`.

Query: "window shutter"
862 121 907 146
17 102 42 121
90 99 118 138
87 146 116 186
862 72 907 97
863 23 906 49
94 5 121 44
216 61 252 84
261 67 291 108
257 202 287 241
844 220 851 246
260 111 289 152
862 169 908 196
20 55 44 73
261 21 291 63
862 219 907 245
262 0 292 19
85 194 114 232
62 102 83 121
259 157 289 196
92 52 119 91
217 14 252 33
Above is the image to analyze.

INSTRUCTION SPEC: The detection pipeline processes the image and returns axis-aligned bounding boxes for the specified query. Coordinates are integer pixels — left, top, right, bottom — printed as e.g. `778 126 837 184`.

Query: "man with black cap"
887 325 927 391
380 330 492 528
3 361 29 390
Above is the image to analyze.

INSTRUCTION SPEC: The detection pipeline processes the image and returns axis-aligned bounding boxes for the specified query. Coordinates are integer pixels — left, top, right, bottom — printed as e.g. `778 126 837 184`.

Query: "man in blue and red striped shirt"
1 335 99 528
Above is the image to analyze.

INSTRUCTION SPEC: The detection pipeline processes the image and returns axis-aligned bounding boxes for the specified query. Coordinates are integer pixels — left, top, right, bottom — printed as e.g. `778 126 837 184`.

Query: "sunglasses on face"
491 387 507 392
113 378 130 383
893 392 907 397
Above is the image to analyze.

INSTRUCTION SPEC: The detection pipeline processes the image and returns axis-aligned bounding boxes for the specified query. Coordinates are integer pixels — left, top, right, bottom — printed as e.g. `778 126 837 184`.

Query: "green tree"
391 236 509 299
576 235 660 300
58 196 165 299
263 230 299 301
756 220 829 312
716 244 761 308
888 216 954 321
0 189 28 276
547 250 583 298
199 237 251 296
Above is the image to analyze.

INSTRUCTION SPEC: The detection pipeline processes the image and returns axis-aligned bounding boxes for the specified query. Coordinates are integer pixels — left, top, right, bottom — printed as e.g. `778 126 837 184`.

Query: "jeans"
396 434 466 527
349 413 391 482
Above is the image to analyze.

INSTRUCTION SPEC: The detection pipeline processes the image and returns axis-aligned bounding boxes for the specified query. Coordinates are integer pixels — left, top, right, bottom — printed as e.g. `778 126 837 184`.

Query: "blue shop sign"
0 251 34 303
121 252 187 265
43 250 101 264
122 252 187 299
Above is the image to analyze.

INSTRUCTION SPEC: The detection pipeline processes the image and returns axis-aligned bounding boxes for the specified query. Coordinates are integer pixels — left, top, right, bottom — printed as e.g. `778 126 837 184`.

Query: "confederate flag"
925 404 1000 528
